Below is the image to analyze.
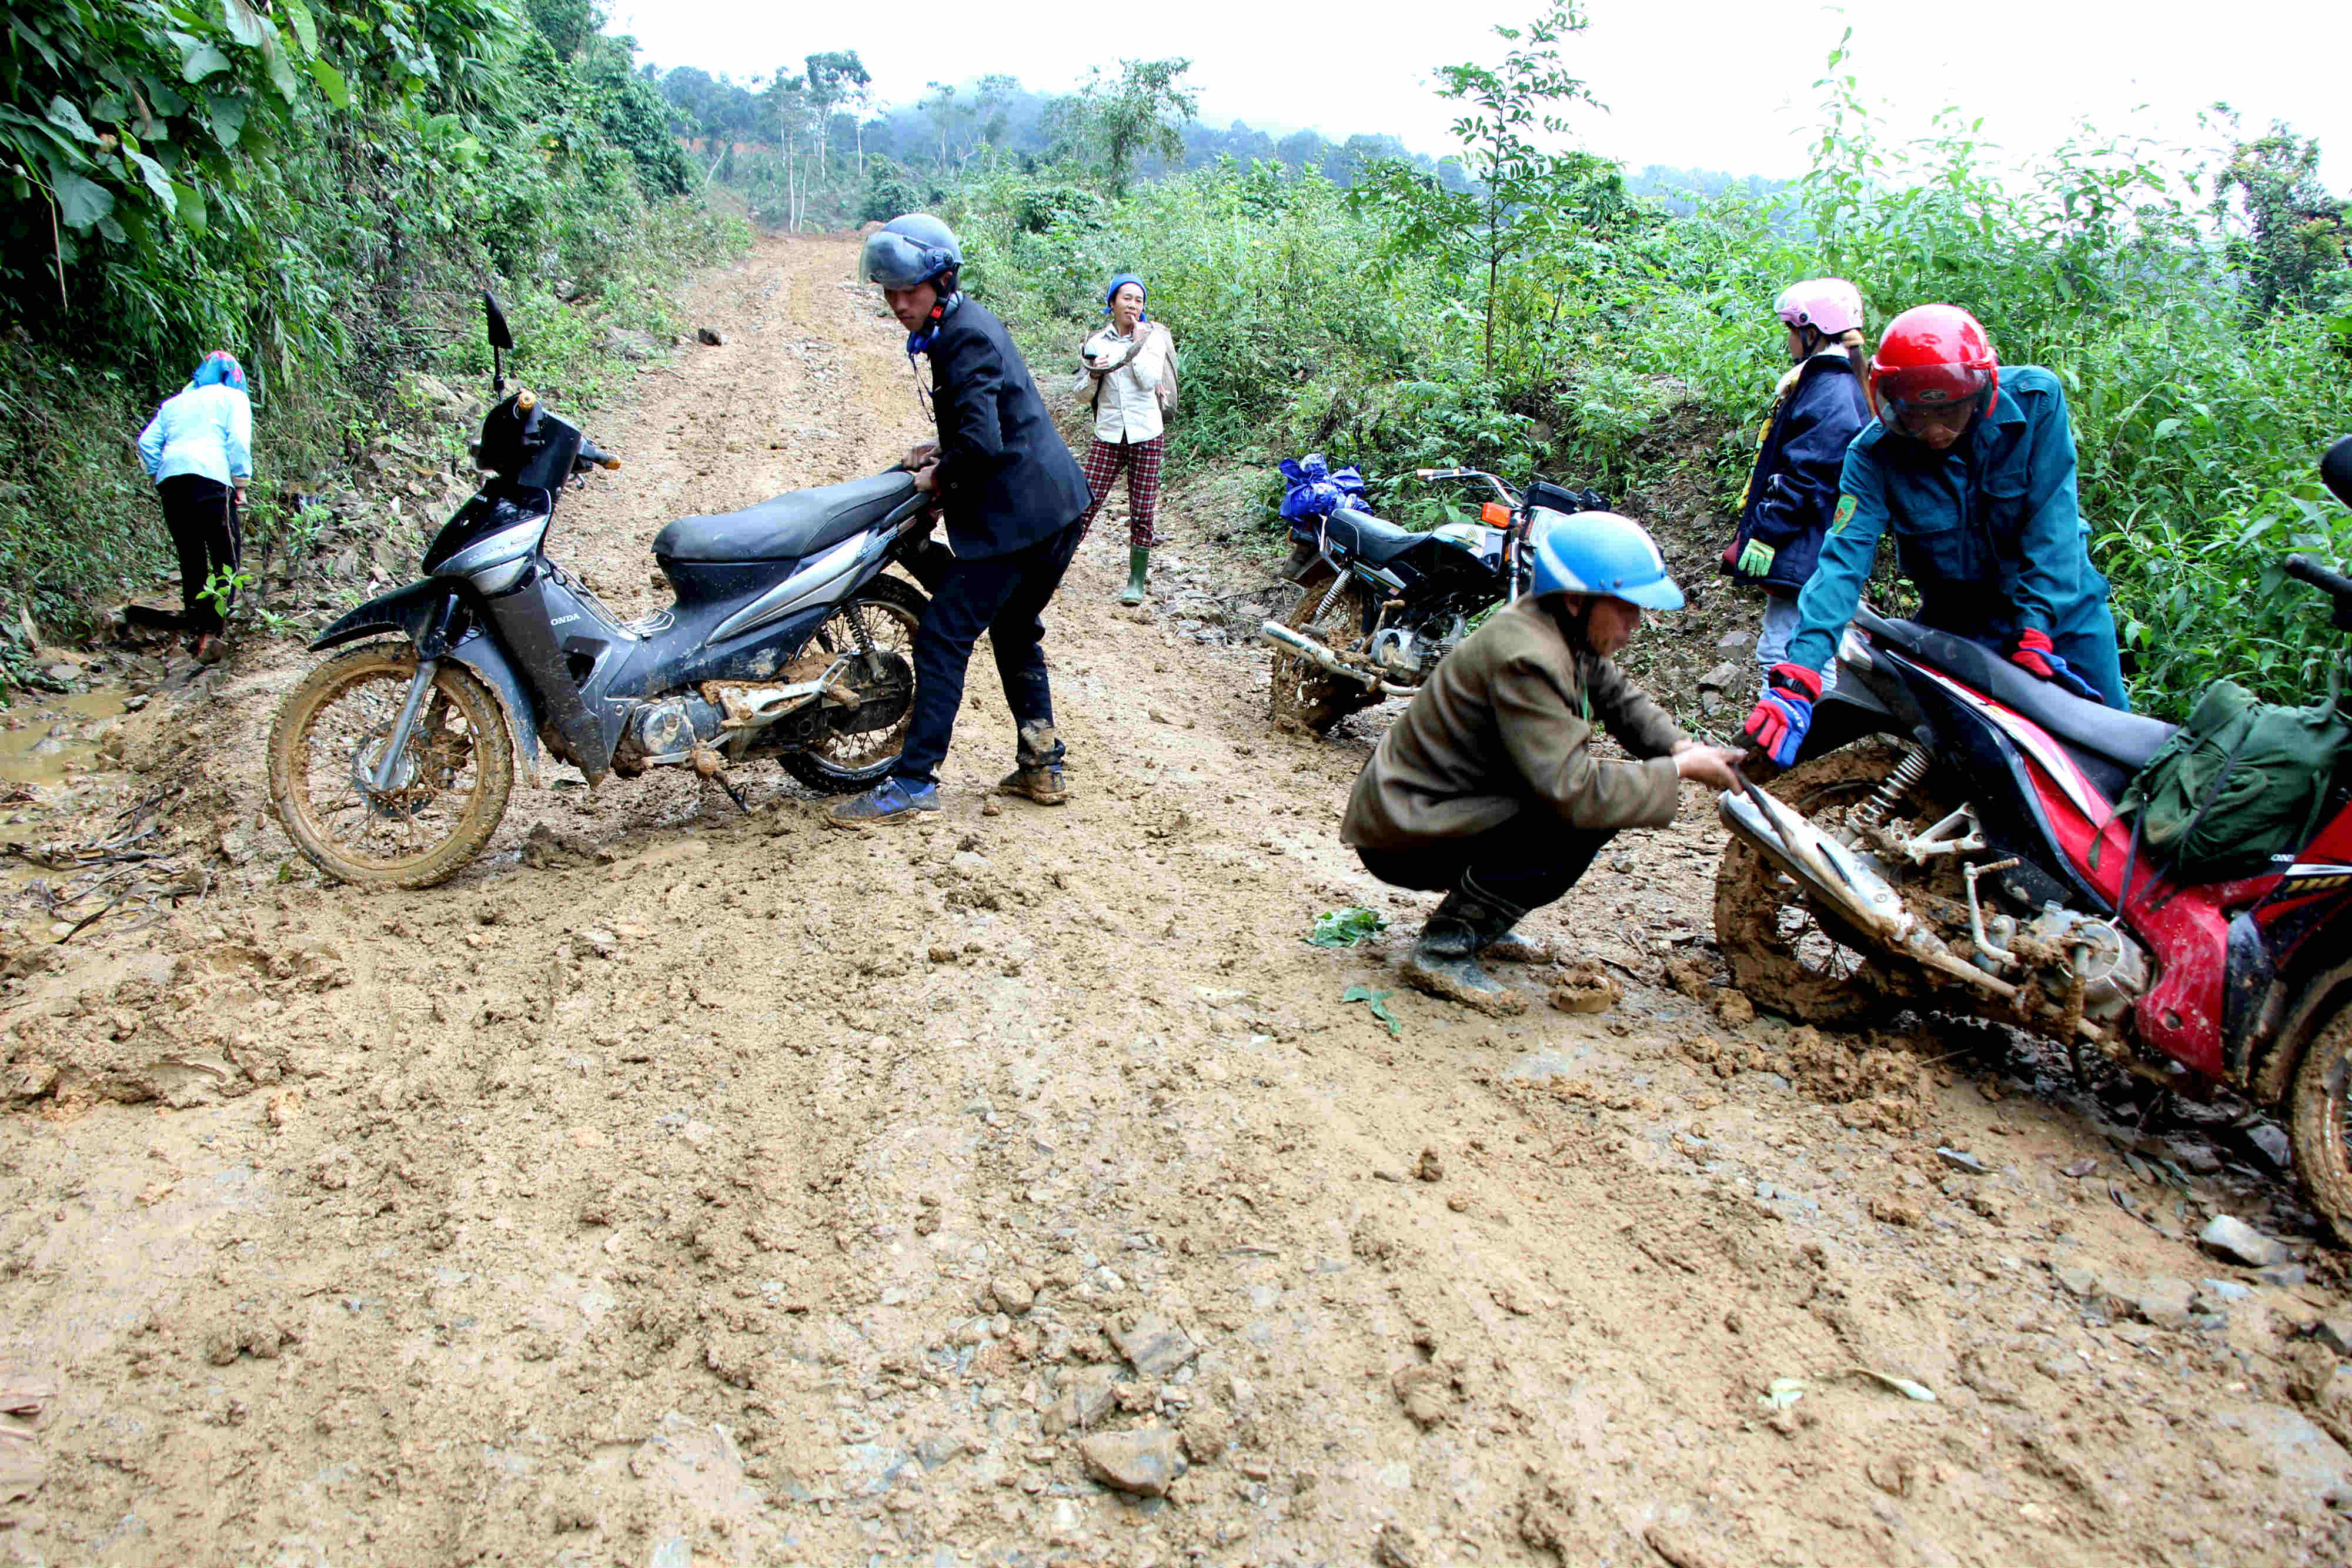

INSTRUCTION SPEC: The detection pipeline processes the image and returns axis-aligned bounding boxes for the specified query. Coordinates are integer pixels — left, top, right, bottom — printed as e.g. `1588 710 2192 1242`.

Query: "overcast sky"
607 0 2348 187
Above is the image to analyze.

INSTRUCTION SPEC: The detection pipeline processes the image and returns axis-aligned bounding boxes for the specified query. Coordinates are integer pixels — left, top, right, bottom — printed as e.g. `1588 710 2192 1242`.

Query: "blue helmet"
860 213 963 290
1529 510 1685 610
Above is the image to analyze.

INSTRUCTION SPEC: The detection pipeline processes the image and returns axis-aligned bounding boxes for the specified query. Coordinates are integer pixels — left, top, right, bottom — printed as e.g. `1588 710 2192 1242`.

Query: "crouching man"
1341 513 1745 1014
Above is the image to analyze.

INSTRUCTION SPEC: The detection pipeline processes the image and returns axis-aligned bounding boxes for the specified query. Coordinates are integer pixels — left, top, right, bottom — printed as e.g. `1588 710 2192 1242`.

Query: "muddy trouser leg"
894 549 1035 787
159 474 233 634
1356 812 1615 914
989 520 1085 767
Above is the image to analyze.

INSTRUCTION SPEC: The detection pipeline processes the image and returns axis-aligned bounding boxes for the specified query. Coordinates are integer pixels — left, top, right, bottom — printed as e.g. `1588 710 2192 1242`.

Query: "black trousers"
1357 810 1615 917
159 475 240 635
894 519 1085 786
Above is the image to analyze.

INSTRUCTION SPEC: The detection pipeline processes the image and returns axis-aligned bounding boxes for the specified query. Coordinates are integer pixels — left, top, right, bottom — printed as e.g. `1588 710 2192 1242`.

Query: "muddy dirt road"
3 233 2350 1567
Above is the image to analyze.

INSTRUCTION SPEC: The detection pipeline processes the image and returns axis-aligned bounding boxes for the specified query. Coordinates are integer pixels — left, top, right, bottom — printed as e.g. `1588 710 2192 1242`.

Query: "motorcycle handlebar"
2286 553 2352 601
575 438 622 473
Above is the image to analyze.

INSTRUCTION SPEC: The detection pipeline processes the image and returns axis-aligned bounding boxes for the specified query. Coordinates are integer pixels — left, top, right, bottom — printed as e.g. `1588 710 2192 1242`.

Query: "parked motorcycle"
268 293 937 888
1712 437 2352 1237
1259 469 1605 731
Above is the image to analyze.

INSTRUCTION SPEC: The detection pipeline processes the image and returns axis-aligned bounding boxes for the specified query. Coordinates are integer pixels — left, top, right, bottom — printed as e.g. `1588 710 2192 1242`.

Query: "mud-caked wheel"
1269 571 1381 734
2288 1009 2352 1245
268 642 515 888
1713 737 1927 1028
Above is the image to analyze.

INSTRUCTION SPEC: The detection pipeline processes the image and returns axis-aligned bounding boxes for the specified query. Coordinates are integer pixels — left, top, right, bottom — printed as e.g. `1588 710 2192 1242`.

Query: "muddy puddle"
0 689 131 791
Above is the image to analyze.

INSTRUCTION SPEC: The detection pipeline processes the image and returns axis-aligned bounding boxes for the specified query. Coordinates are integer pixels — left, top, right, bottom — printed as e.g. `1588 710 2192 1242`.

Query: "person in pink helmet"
1720 278 1871 697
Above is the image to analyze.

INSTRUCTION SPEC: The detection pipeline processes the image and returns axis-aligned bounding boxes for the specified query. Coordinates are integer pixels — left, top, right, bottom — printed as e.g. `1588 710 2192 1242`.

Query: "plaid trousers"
1076 434 1164 549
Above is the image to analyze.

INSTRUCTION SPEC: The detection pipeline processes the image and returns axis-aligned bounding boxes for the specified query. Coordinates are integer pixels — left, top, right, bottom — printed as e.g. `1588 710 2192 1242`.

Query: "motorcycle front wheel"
1713 737 1935 1027
780 574 928 794
2288 1011 2352 1245
268 643 515 888
1269 571 1382 734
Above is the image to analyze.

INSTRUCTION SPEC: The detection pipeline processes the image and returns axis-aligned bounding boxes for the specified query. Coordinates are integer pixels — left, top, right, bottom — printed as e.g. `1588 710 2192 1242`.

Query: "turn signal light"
1481 502 1512 527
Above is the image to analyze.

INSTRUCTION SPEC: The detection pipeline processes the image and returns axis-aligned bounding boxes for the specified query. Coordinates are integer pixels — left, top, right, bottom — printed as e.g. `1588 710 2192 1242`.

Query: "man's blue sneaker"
826 777 940 830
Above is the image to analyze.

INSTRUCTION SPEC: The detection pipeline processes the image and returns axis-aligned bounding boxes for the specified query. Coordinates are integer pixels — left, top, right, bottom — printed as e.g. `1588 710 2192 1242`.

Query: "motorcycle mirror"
2324 435 2352 511
483 291 513 351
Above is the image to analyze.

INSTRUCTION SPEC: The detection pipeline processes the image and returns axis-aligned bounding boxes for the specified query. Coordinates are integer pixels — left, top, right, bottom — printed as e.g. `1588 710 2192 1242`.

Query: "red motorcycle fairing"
1887 654 2278 1081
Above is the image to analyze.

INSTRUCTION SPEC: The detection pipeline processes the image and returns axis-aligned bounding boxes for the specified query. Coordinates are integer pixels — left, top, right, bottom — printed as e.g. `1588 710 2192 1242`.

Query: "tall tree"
2211 116 2348 319
804 50 869 185
1352 1 1605 374
1076 58 1198 196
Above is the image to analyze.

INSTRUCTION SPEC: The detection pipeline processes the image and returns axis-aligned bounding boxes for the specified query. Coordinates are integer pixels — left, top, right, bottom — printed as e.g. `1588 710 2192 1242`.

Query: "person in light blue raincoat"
136 350 253 663
1743 305 2127 767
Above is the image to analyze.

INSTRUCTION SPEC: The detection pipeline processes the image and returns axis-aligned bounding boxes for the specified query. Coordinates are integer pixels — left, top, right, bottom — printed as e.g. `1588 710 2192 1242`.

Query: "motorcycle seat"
1319 506 1426 567
1860 610 2177 771
654 472 917 563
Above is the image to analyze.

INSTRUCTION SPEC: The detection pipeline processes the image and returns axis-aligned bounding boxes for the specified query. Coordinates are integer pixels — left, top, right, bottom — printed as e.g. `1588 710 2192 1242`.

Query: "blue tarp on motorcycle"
1279 454 1367 536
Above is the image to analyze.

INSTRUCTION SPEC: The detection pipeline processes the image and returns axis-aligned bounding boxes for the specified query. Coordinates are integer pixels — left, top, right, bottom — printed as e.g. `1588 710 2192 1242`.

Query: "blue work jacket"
1726 352 1869 593
1786 365 2106 672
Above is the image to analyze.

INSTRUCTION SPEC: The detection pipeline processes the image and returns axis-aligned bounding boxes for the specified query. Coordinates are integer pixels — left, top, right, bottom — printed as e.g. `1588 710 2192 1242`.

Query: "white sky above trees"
609 0 2348 188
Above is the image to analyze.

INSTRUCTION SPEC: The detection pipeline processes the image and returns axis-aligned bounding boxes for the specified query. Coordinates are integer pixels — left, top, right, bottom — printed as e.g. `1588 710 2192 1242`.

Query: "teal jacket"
1786 365 2104 672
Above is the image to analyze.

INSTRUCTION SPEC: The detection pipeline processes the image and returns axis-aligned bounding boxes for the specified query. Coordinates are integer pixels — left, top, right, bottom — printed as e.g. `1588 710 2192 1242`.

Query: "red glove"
2006 628 2102 701
2008 627 2061 679
1742 663 1824 767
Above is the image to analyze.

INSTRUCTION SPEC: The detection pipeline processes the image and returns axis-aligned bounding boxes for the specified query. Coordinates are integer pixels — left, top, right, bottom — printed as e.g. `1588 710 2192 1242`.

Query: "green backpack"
2106 677 2349 886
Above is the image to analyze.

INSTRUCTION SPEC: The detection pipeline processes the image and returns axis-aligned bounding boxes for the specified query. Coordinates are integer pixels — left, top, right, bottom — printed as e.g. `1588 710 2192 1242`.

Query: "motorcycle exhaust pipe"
1717 784 2024 1003
1259 620 1380 688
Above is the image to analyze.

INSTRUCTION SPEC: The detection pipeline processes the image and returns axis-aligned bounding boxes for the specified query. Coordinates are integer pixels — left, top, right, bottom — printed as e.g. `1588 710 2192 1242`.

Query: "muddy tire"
2288 1009 2352 1245
1713 737 1919 1028
1269 572 1381 734
268 641 515 889
779 574 928 795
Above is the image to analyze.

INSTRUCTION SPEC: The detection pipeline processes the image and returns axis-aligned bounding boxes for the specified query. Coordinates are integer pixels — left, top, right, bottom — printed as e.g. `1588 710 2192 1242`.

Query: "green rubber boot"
1121 546 1149 606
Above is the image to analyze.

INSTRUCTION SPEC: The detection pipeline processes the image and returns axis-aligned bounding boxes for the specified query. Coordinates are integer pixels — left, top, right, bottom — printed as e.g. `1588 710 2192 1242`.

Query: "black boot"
1399 874 1528 1015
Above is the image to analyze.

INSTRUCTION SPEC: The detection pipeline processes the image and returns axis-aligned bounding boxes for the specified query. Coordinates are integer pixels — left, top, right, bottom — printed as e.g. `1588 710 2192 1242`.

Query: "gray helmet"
860 213 963 290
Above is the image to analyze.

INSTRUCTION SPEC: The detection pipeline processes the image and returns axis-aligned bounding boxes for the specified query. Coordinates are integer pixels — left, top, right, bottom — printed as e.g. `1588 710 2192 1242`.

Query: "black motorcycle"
268 293 937 887
1260 468 1605 731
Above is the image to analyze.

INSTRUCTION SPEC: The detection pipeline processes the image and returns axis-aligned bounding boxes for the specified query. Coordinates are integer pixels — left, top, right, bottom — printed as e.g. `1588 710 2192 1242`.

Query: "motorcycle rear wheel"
268 642 515 888
1713 737 1933 1027
2288 1010 2352 1245
1269 571 1382 734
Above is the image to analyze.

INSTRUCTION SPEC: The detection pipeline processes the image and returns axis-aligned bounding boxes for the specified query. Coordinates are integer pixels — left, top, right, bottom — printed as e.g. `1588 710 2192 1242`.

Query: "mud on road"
2 234 2349 1567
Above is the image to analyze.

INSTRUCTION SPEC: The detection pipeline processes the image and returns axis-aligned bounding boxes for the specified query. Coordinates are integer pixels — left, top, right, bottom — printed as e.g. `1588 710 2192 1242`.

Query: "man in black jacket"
831 214 1095 828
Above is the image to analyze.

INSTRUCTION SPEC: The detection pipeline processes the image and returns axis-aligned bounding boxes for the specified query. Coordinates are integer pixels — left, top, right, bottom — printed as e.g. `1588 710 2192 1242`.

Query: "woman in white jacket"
1075 273 1171 605
136 351 253 664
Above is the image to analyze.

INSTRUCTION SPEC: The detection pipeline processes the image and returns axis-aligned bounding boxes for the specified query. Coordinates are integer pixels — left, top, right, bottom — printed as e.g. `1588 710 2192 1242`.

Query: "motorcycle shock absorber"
1850 743 1934 835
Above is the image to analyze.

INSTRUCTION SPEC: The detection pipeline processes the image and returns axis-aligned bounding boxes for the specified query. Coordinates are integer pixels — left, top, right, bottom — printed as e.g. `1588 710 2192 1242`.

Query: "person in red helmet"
1743 303 2127 765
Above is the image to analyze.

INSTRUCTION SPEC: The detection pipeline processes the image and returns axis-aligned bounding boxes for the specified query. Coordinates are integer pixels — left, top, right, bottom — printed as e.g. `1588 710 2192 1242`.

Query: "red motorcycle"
1714 437 2352 1239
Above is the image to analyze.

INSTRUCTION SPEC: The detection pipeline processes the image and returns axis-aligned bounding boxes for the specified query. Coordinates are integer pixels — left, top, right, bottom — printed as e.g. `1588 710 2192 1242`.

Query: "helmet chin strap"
1554 593 1599 653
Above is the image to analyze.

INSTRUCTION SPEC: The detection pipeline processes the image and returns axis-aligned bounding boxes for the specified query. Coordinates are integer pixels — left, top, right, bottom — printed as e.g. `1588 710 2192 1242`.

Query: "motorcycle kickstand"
689 745 752 816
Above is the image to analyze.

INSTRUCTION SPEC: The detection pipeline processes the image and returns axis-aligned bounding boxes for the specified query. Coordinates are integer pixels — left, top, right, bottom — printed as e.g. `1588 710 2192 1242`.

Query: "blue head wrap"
1104 274 1148 322
191 352 246 390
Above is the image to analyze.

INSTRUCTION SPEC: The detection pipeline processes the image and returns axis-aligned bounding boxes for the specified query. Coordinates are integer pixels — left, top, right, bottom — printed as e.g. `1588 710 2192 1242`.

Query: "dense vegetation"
0 0 742 658
6 4 2348 721
930 9 2349 716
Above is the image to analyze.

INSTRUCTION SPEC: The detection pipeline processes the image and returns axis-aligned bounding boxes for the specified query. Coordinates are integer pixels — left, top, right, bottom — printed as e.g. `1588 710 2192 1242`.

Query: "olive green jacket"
1341 596 1689 848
